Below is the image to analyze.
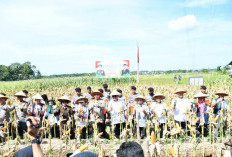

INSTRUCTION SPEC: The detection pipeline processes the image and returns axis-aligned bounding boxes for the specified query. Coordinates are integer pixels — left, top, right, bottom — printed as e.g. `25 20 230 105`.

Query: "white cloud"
168 15 199 31
182 0 228 7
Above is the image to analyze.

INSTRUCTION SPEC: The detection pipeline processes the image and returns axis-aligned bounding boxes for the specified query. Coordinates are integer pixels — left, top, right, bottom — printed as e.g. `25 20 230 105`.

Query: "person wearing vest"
194 92 210 137
211 91 229 136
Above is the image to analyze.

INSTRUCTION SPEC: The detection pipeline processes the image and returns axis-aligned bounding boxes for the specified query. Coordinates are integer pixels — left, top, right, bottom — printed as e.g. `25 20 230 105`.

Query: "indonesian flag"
137 43 139 63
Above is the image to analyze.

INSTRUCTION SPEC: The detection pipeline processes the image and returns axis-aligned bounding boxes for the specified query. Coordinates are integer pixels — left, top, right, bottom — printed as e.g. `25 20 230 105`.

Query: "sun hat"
134 96 146 102
58 95 71 103
75 97 88 104
14 91 27 97
91 91 103 97
32 94 43 100
153 93 165 99
0 94 8 99
110 90 121 96
174 89 187 94
215 92 229 97
194 92 209 98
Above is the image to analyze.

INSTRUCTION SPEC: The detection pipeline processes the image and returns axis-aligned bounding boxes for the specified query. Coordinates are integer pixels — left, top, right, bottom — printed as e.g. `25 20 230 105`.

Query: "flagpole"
137 42 139 83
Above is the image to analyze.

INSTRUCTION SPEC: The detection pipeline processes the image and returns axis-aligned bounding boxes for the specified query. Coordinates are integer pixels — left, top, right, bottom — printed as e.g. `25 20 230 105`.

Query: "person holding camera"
13 116 43 157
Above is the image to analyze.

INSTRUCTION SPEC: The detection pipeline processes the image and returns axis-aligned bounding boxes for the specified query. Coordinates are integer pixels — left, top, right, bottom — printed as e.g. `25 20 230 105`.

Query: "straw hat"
58 95 71 103
32 94 43 100
0 94 8 99
14 91 27 97
134 96 146 102
153 93 165 99
91 91 103 97
75 97 88 104
194 92 209 98
110 90 121 96
174 89 187 94
215 92 229 97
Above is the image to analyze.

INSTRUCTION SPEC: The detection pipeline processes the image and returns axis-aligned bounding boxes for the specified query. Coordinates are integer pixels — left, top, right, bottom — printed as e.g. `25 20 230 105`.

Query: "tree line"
0 62 42 81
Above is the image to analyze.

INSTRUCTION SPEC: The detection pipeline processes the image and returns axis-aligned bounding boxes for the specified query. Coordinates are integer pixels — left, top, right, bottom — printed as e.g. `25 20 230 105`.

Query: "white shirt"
171 97 191 122
108 99 127 125
75 105 89 126
135 104 149 127
150 102 168 124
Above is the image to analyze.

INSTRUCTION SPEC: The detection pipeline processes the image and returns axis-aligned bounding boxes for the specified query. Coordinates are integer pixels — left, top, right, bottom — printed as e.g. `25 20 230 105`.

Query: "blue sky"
0 0 231 75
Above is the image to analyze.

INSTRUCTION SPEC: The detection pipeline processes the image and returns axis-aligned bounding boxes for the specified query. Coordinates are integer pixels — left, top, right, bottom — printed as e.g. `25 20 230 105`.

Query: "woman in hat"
194 92 210 137
211 91 229 136
13 91 29 138
134 96 149 139
74 97 89 139
150 93 168 138
89 91 108 138
108 91 127 138
45 97 59 137
171 89 191 130
55 96 73 134
29 94 45 121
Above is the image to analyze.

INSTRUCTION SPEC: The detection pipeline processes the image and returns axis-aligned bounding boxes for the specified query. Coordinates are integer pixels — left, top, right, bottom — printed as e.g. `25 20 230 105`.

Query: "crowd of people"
0 84 230 140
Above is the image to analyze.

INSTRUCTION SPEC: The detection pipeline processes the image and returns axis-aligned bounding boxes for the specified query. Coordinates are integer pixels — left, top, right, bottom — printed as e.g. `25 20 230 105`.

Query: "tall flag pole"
137 42 139 83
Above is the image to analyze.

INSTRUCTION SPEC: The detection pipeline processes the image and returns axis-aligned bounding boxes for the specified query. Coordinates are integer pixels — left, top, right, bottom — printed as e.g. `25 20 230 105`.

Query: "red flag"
137 43 139 63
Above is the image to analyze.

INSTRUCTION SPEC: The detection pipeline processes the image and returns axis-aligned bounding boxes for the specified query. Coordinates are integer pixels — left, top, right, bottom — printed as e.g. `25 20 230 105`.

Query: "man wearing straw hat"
74 97 89 139
0 94 15 136
211 91 229 136
150 93 168 138
89 91 108 138
134 96 149 139
108 90 127 138
29 94 45 121
171 89 191 130
194 92 210 137
13 91 29 138
55 95 73 133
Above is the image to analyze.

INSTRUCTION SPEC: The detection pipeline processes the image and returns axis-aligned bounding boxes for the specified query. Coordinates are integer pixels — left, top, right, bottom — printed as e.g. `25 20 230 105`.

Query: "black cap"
22 90 28 94
87 86 91 90
98 89 104 93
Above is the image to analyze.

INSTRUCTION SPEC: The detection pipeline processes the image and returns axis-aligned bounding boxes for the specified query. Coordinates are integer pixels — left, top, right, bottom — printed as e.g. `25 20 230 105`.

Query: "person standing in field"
89 91 108 138
13 91 29 138
128 86 139 106
74 97 89 139
71 88 83 107
103 84 111 100
145 87 155 104
211 91 229 136
55 96 73 134
178 75 182 81
45 97 60 138
23 90 32 105
134 96 149 139
150 93 168 138
29 94 45 121
108 91 127 138
200 85 211 106
194 92 210 137
0 94 15 137
171 89 191 130
174 75 177 83
84 86 93 101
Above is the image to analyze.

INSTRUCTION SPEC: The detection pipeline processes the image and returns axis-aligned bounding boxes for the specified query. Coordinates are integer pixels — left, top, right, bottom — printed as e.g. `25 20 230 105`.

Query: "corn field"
0 72 232 157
